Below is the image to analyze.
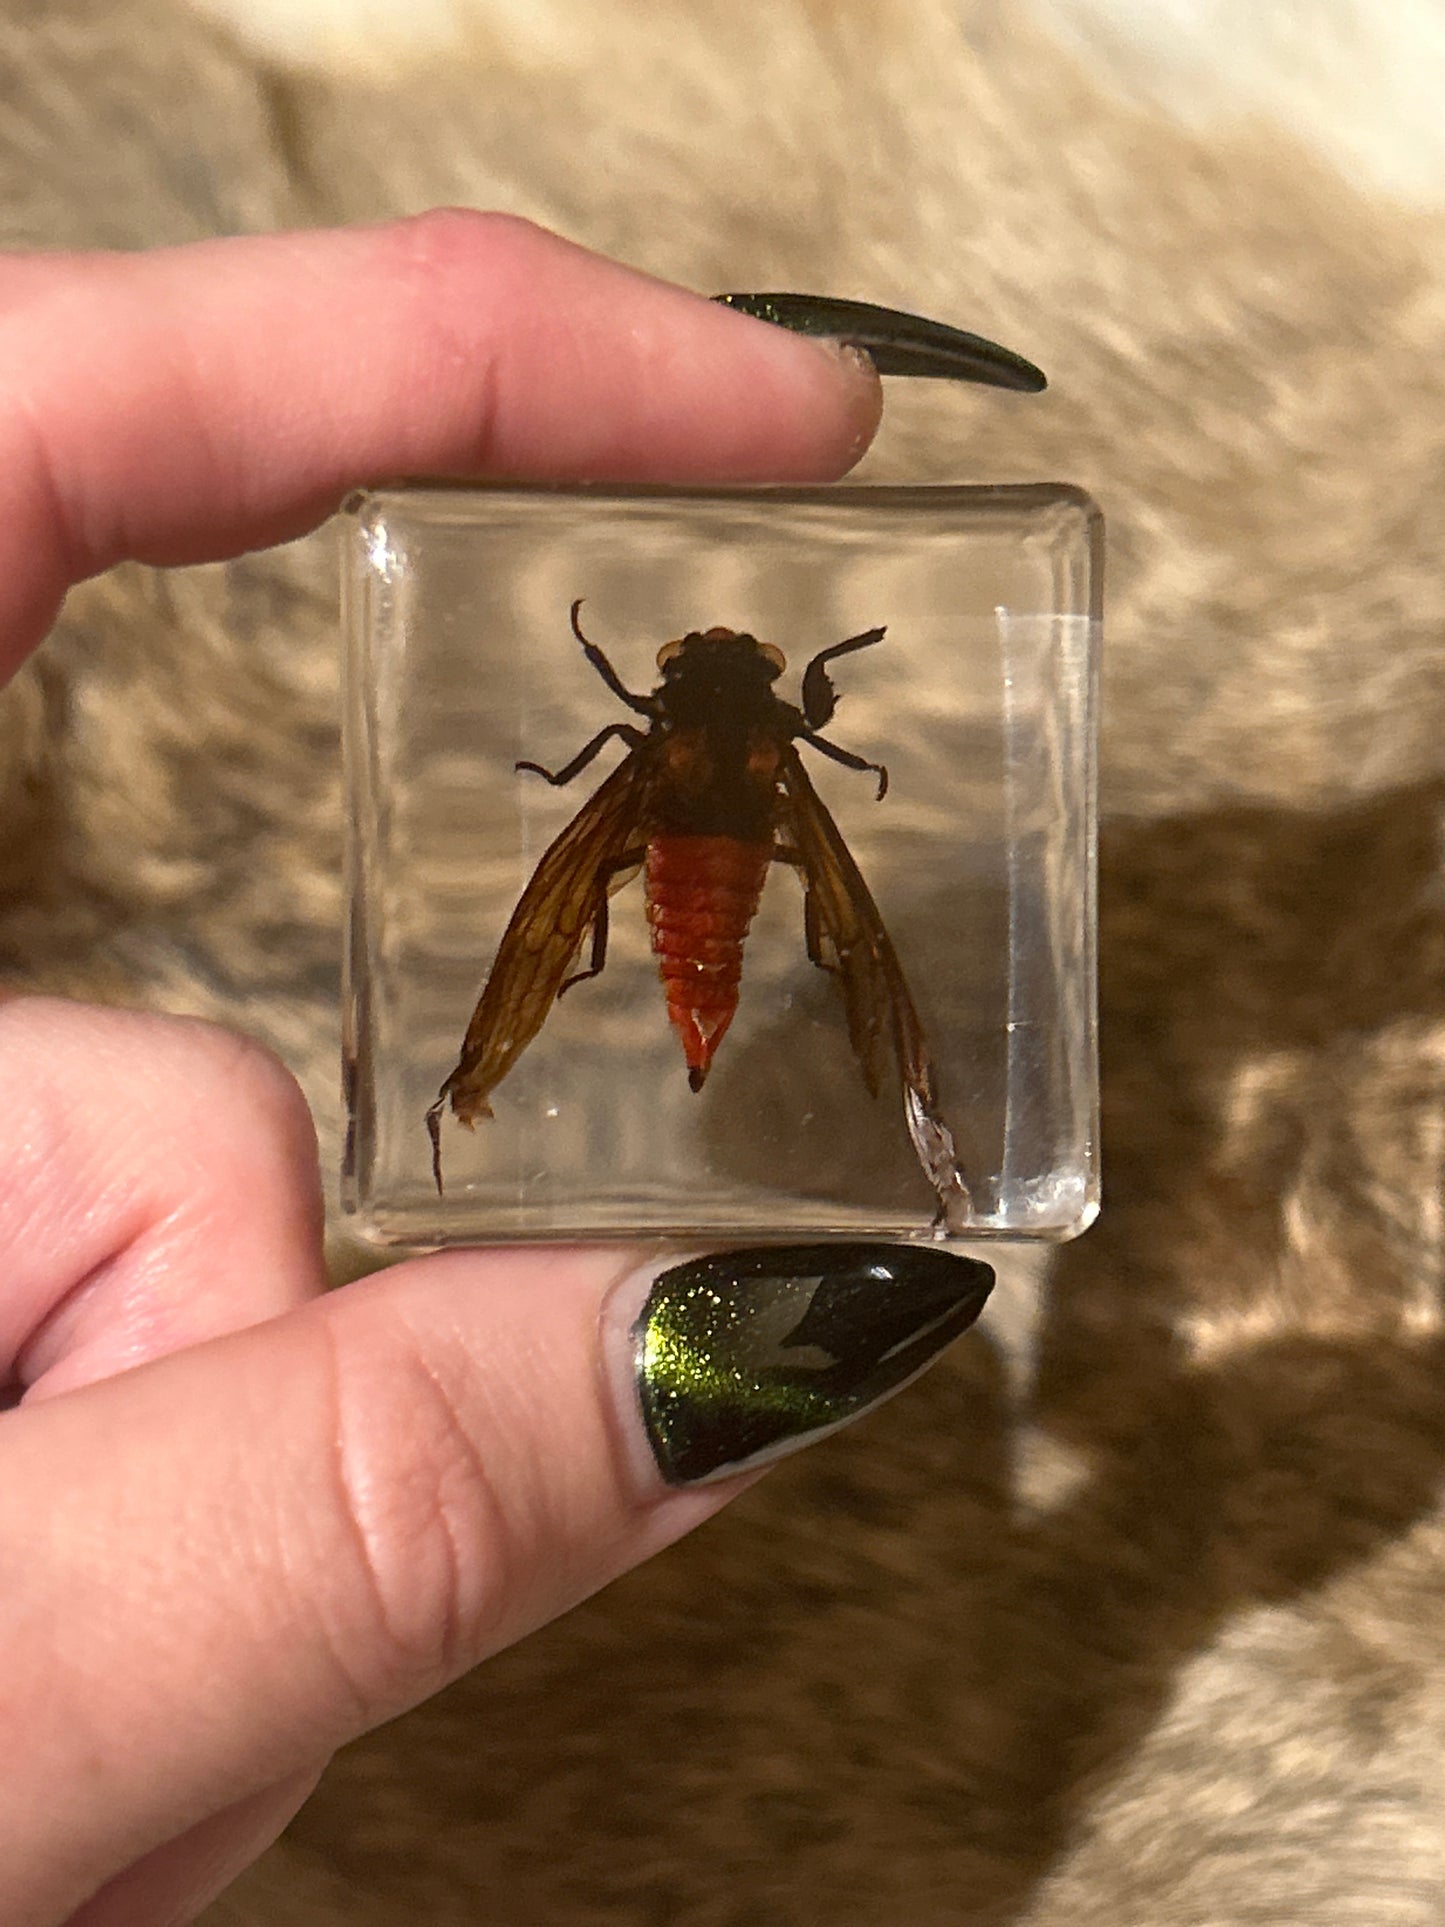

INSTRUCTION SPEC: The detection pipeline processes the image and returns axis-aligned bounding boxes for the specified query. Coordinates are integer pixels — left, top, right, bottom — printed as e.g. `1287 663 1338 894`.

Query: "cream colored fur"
2 0 1443 1918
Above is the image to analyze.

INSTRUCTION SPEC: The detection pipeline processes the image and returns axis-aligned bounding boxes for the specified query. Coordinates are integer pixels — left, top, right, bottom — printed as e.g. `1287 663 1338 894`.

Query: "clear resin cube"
342 484 1101 1248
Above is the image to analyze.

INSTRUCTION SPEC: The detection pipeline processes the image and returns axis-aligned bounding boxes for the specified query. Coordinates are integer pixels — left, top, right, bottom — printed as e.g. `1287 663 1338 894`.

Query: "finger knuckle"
392 205 548 275
371 208 558 456
0 999 317 1164
179 1021 316 1153
379 206 551 328
318 1312 524 1711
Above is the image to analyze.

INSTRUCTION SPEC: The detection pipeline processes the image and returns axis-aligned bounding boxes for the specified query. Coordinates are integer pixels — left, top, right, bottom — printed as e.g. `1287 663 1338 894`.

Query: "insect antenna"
569 600 655 716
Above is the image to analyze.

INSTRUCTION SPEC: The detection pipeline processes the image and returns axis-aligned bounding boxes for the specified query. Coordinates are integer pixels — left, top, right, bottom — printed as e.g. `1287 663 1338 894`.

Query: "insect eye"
656 638 685 669
757 643 787 673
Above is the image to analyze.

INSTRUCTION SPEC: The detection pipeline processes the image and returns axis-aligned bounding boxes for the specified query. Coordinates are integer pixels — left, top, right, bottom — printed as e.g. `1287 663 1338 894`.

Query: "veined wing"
430 748 655 1171
777 745 968 1224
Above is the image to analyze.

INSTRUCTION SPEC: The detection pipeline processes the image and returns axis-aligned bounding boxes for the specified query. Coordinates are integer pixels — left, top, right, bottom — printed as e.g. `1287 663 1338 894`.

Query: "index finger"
0 211 882 679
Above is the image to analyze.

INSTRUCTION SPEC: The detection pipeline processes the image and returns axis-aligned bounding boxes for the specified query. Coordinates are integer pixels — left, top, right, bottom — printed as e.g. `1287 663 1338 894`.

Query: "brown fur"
3 0 1444 1917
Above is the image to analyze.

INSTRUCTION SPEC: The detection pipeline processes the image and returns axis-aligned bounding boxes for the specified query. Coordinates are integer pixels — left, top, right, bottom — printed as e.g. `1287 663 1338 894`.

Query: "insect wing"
777 747 968 1220
439 748 653 1128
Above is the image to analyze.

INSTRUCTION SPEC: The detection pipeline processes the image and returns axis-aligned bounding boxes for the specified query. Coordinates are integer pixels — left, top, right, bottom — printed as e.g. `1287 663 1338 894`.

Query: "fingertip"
820 338 886 470
699 295 884 478
0 214 893 682
0 1241 749 1920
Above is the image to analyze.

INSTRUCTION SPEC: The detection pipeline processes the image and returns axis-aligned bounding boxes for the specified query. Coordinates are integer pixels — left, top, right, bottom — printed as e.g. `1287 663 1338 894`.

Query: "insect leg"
559 899 609 996
800 729 889 800
570 599 655 716
770 846 837 974
516 722 646 786
800 625 886 729
802 886 837 973
558 848 647 996
425 1092 447 1195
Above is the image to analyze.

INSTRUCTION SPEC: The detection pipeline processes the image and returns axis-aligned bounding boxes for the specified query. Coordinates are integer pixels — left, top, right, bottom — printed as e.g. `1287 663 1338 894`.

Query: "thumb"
4 1237 992 1925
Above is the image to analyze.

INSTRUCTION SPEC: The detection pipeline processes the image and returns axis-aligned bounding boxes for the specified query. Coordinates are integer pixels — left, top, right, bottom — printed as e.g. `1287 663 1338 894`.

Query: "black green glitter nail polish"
632 1243 994 1486
712 292 1047 391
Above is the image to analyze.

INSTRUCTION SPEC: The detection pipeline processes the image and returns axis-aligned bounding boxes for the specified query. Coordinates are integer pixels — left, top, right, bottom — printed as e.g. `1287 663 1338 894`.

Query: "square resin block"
342 484 1101 1247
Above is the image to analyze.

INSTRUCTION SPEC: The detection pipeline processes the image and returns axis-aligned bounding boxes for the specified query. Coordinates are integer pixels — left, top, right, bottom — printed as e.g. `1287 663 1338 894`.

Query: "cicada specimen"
428 603 969 1227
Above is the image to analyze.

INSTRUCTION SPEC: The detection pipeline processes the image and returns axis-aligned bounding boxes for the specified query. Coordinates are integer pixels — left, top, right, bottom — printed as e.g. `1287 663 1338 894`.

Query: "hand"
0 212 992 1927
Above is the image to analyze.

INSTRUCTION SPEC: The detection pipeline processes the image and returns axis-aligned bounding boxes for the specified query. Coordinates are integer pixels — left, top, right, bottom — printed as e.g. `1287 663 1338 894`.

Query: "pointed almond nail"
620 1242 995 1486
713 292 1046 391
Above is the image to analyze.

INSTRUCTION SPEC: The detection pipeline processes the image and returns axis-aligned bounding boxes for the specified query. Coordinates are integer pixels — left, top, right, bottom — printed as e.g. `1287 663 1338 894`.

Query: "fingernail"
712 292 1047 392
609 1243 994 1487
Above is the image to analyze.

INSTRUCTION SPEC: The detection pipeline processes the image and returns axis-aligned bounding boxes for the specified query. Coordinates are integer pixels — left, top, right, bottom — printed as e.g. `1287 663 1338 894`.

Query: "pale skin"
0 211 883 1927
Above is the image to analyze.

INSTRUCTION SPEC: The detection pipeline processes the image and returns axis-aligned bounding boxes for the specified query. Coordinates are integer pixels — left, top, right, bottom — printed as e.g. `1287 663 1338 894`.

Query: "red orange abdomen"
645 835 772 1088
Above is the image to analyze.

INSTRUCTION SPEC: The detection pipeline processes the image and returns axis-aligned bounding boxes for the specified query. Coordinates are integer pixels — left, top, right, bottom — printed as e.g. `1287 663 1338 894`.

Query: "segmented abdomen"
645 835 772 1088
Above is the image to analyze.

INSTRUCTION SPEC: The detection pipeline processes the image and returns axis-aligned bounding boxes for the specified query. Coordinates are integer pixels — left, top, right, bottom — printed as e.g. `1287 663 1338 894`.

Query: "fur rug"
5 0 1445 1918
